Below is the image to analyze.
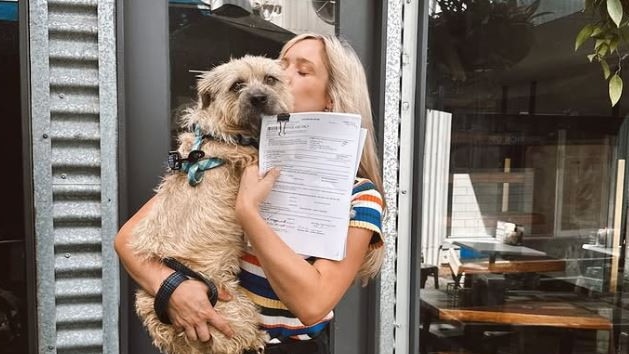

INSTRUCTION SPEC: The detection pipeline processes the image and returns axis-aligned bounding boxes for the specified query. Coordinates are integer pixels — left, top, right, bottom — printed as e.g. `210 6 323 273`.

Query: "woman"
114 33 385 354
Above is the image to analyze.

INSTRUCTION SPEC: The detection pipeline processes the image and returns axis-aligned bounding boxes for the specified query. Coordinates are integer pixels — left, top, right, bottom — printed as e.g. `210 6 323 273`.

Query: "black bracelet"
154 271 188 325
162 257 218 307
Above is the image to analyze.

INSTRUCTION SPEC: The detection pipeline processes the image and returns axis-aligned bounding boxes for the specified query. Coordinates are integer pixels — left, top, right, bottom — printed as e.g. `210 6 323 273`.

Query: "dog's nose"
250 94 268 106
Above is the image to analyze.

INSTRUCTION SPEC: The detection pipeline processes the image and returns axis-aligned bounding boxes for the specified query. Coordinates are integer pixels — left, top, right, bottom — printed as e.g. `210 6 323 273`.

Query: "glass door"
419 1 629 353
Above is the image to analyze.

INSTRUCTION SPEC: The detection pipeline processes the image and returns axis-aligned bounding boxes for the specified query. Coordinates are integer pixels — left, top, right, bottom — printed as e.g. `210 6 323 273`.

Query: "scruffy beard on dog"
130 55 293 354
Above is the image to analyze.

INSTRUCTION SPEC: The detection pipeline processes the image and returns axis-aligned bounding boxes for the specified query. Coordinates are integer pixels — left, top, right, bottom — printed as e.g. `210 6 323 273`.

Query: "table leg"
607 328 617 354
558 329 574 354
420 308 433 354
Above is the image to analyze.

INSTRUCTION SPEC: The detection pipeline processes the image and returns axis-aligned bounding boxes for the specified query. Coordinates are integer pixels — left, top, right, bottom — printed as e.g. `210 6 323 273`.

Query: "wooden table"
458 258 566 275
445 244 565 288
420 289 628 353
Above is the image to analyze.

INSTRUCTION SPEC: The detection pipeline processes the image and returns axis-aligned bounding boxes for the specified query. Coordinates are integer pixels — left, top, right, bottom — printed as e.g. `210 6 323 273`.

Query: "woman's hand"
236 165 280 218
167 280 234 342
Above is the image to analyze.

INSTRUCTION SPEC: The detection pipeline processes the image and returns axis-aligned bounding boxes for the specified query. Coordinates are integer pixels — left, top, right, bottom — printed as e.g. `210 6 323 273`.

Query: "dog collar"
202 133 259 149
168 126 259 186
167 125 225 186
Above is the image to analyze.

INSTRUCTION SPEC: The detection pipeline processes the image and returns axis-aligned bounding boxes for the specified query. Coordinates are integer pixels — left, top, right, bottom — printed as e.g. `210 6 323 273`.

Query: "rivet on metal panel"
42 134 48 139
59 93 64 99
402 101 410 111
60 173 67 179
47 345 54 350
400 190 407 195
65 253 71 258
402 52 410 65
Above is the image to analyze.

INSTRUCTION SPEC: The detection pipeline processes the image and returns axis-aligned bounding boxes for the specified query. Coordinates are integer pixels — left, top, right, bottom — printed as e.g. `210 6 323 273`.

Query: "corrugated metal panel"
379 0 403 353
421 110 452 266
30 0 119 352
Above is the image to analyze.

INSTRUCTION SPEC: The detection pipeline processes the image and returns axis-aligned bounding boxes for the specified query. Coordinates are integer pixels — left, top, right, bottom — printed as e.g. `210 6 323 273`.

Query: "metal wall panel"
29 0 119 352
421 110 452 266
379 0 403 353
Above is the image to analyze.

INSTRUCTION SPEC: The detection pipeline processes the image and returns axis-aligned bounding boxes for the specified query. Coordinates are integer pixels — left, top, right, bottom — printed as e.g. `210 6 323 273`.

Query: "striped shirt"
238 178 384 341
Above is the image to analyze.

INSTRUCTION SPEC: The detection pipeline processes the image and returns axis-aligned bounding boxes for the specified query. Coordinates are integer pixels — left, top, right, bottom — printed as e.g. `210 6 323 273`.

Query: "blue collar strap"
182 156 224 186
167 125 258 186
167 125 225 186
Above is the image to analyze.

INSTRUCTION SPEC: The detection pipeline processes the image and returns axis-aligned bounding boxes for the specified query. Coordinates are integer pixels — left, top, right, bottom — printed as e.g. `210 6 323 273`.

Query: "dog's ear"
197 71 216 109
200 90 213 109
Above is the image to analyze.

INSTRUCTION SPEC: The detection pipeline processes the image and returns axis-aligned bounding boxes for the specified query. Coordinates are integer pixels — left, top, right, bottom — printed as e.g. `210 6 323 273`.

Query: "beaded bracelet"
154 271 188 325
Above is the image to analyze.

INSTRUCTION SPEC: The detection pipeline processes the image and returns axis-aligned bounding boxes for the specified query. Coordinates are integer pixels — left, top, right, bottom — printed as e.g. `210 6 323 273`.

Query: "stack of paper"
258 112 366 260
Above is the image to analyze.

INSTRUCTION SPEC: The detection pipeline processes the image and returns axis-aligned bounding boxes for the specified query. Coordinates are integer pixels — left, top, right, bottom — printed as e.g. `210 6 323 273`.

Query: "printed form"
258 112 366 260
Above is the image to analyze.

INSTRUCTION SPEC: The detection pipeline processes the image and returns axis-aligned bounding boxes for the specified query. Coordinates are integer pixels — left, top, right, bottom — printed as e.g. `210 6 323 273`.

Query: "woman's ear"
325 98 333 111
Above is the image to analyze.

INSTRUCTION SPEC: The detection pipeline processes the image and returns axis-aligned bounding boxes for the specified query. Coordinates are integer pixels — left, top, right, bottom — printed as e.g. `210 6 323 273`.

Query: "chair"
447 247 464 288
421 263 440 289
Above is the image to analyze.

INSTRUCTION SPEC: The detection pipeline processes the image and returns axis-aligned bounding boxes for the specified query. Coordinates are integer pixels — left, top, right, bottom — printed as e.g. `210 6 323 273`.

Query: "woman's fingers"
195 323 212 342
236 165 281 214
184 325 198 342
207 311 235 339
167 280 234 340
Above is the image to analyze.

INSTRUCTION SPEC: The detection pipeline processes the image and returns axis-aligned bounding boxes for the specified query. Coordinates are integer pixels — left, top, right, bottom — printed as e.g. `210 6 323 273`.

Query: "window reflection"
0 1 27 353
168 0 335 147
421 1 629 353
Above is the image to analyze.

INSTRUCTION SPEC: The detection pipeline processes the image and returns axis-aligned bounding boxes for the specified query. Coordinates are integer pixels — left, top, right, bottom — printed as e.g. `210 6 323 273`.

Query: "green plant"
575 0 629 106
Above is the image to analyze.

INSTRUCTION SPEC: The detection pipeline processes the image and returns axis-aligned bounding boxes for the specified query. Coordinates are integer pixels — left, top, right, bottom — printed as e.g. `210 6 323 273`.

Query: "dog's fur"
130 55 293 354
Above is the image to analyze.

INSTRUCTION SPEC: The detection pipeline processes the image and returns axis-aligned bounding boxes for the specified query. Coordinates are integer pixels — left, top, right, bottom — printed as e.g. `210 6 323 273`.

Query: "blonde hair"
280 33 385 285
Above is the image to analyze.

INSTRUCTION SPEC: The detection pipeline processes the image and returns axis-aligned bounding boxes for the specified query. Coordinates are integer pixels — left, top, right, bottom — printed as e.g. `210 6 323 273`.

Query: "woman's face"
281 38 332 113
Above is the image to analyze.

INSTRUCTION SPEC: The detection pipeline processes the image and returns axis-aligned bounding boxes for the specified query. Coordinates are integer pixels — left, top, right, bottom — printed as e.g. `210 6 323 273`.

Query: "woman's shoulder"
351 177 383 208
353 177 377 191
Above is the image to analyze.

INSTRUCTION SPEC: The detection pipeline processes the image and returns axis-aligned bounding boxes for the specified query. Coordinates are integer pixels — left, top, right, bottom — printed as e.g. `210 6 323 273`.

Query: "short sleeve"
349 178 384 248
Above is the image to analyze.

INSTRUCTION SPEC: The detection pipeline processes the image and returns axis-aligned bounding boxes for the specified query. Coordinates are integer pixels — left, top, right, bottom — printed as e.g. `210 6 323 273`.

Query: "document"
258 112 366 260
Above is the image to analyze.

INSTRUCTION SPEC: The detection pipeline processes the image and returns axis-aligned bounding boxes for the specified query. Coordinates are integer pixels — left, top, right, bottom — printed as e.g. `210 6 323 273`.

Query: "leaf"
575 24 595 50
607 0 623 28
588 53 598 62
610 37 619 53
609 73 623 106
591 26 605 37
601 59 611 79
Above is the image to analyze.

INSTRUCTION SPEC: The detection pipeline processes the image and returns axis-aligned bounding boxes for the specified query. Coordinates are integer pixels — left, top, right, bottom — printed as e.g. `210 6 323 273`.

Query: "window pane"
168 0 335 146
421 1 629 353
0 1 28 353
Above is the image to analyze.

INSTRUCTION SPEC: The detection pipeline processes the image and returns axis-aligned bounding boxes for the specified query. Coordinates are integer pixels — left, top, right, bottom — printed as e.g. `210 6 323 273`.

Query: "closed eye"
230 81 246 92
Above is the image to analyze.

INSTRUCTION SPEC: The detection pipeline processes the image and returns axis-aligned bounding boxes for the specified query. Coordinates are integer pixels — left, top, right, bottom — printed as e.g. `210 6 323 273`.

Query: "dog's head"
186 55 293 142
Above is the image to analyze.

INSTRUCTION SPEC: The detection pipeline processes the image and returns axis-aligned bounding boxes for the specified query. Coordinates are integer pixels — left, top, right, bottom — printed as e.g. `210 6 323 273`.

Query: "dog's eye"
230 81 246 92
264 75 278 85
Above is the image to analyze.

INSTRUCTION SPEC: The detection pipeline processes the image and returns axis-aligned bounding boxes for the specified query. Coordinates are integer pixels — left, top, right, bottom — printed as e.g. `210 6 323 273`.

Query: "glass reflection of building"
419 1 629 353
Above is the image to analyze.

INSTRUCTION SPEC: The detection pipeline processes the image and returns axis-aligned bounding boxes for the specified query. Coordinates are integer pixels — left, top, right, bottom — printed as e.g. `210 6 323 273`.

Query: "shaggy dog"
130 55 293 354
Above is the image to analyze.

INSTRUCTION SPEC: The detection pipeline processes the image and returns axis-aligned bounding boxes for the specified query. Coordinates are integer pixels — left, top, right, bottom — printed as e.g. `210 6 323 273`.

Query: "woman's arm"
113 196 234 341
114 196 171 295
235 166 374 325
